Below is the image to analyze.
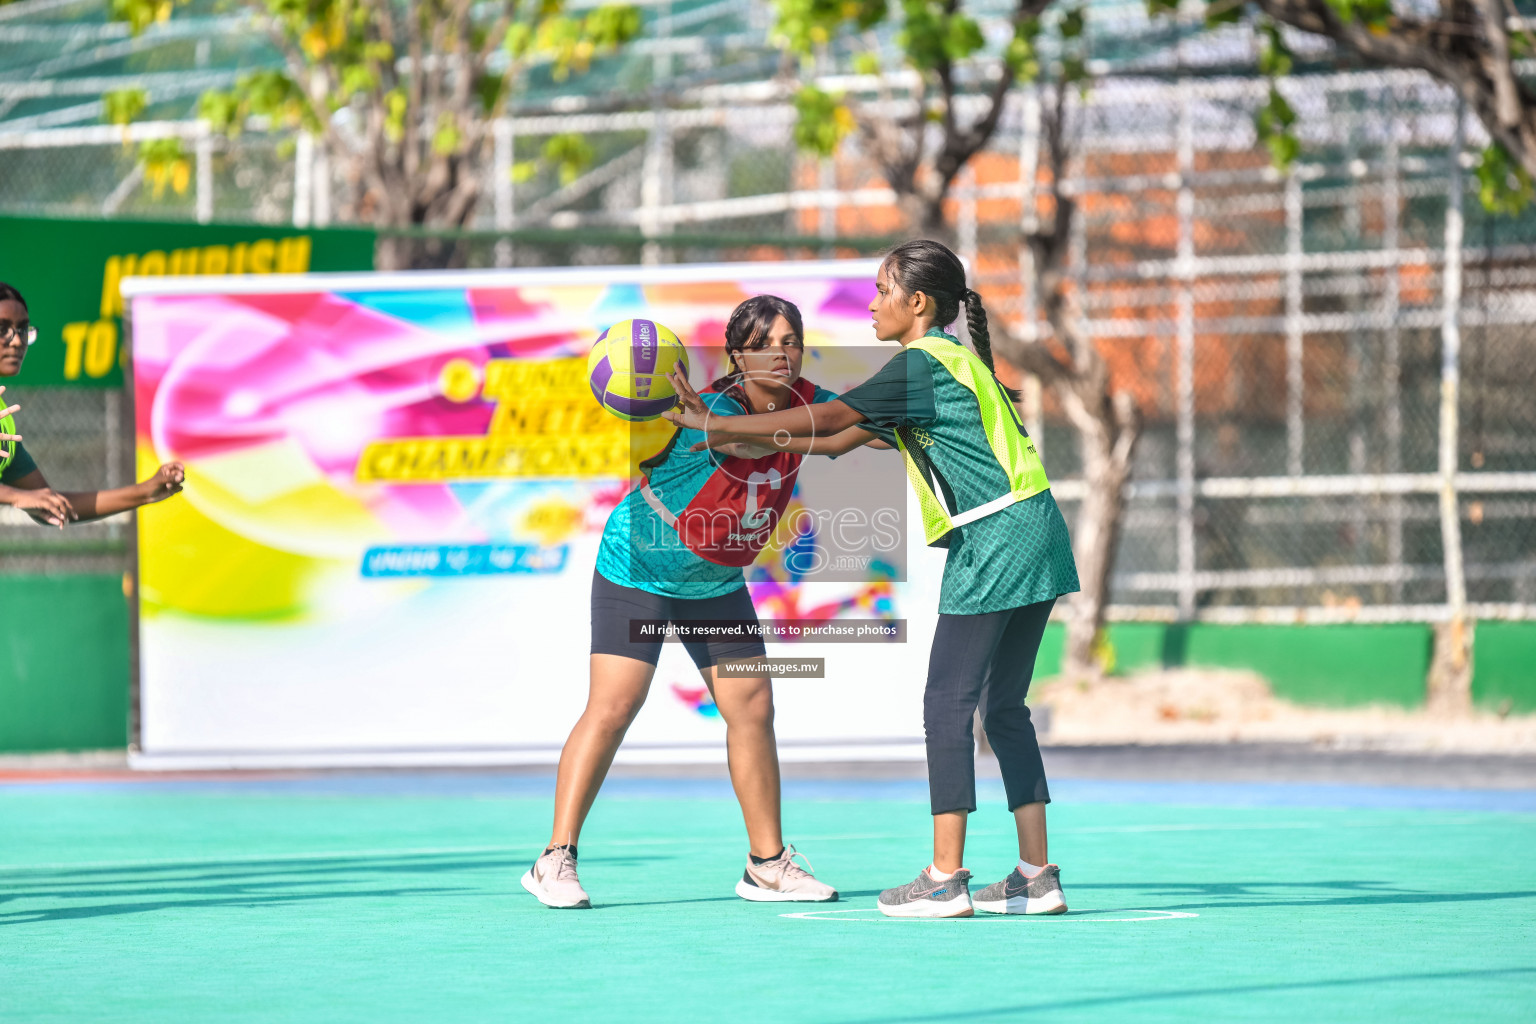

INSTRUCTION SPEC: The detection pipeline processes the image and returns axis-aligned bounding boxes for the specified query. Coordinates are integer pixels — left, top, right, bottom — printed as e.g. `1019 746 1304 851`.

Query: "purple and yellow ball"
587 318 689 422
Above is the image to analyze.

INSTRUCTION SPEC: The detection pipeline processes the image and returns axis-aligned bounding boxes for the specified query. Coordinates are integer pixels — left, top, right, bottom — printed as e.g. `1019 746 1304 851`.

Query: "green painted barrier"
1034 621 1436 708
1472 621 1536 713
0 575 130 751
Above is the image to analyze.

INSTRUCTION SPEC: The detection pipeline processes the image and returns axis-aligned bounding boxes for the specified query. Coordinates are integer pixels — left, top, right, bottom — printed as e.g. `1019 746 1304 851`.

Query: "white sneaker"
735 844 839 902
520 846 591 909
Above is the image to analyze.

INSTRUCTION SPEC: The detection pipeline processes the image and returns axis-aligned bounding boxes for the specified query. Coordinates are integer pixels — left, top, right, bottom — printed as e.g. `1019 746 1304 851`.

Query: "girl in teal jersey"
523 294 888 910
667 241 1080 918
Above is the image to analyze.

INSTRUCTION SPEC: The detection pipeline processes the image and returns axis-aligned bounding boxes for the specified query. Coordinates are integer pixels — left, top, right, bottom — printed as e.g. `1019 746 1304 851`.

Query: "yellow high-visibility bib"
894 337 1051 546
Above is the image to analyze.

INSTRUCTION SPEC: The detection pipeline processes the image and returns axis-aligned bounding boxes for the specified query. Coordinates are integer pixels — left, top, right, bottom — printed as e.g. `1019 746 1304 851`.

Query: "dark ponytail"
883 239 1014 395
0 282 28 310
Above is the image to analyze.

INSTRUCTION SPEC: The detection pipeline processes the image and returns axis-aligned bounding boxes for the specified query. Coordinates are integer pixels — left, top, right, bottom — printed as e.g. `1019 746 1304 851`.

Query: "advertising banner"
128 263 945 768
0 216 374 388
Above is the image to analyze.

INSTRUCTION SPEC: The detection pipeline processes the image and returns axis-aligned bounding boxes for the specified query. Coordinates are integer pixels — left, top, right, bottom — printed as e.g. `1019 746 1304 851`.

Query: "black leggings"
924 598 1056 815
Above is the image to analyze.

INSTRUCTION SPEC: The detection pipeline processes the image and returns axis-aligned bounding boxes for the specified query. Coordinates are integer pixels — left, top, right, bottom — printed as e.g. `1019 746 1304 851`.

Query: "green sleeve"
1 441 37 486
837 348 937 429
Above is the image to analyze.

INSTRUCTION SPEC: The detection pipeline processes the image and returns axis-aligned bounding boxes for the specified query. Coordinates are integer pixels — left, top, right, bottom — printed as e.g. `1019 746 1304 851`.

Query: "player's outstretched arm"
692 425 890 457
663 367 866 439
57 462 185 523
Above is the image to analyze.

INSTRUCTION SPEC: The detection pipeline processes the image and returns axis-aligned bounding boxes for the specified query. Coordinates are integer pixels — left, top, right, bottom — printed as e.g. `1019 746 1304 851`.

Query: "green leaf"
1476 143 1534 215
852 51 881 76
431 114 461 156
385 88 407 143
138 137 191 197
101 88 148 126
476 73 507 114
792 85 853 158
542 133 595 184
1257 21 1293 78
1203 0 1245 26
943 14 985 61
1059 7 1085 40
108 0 181 36
197 91 243 135
584 4 642 48
771 0 889 58
1004 16 1041 81
1143 0 1180 17
1255 87 1299 171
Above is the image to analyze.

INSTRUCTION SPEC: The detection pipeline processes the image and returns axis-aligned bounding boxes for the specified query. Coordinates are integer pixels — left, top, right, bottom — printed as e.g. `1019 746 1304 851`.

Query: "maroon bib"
640 378 817 567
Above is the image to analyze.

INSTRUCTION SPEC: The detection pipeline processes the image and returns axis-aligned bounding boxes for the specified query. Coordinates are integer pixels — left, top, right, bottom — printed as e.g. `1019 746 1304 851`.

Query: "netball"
587 318 688 421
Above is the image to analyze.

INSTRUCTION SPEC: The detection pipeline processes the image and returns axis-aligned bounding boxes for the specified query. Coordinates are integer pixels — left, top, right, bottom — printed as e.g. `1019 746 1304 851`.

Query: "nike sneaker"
520 846 591 909
877 867 974 918
735 844 838 902
973 864 1067 915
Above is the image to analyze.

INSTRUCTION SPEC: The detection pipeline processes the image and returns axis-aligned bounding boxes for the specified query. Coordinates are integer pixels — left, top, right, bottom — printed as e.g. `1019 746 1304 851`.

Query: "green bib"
894 336 1050 545
0 412 15 474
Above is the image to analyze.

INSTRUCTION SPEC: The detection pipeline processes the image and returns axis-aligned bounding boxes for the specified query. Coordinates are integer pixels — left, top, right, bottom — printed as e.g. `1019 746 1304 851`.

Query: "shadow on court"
0 848 672 925
830 967 1536 1023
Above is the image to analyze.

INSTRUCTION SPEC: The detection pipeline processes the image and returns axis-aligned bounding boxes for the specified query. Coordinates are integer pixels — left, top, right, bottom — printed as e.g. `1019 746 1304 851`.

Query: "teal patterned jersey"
595 385 839 598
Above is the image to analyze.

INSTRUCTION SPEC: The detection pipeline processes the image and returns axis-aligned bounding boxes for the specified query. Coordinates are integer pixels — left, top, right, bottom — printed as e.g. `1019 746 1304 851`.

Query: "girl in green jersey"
0 282 184 527
666 240 1080 918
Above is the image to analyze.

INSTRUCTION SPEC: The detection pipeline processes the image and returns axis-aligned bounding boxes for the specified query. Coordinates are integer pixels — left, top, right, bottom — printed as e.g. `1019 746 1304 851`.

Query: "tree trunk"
1427 616 1475 714
373 232 468 272
1062 406 1138 678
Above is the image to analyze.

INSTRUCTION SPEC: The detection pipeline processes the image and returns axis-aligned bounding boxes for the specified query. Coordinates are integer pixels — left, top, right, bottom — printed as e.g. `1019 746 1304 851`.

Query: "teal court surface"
2 768 1534 1022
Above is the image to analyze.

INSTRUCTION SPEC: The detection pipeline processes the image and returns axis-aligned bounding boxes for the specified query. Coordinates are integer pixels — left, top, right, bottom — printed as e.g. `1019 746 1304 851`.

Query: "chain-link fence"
3 4 1534 622
0 387 132 575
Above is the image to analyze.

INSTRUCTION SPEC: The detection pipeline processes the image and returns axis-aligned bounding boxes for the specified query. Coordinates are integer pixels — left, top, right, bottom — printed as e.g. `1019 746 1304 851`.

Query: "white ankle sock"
1017 860 1044 878
927 864 958 881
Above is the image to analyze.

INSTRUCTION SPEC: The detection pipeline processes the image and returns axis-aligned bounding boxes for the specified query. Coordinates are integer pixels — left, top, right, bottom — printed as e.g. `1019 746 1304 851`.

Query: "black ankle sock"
543 843 578 860
749 847 785 865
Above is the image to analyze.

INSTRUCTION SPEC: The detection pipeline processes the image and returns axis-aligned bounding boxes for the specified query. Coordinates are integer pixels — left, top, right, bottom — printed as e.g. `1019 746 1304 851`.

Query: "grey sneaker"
973 864 1067 915
736 844 838 903
877 867 973 918
520 846 591 909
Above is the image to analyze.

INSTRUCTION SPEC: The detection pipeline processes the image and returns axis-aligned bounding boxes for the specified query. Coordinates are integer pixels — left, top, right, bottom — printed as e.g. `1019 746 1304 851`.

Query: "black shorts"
590 570 769 671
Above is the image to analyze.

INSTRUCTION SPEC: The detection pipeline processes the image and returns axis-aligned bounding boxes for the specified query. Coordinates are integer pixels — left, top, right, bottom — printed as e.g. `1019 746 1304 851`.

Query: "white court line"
780 907 1200 923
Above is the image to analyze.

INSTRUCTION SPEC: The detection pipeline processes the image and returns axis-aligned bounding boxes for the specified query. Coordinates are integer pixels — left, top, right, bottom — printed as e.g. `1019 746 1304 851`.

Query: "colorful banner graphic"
129 263 941 767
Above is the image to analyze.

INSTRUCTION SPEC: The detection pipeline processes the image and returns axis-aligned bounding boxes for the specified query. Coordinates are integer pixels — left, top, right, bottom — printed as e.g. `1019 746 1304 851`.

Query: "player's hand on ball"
13 487 76 528
663 368 710 432
140 462 185 505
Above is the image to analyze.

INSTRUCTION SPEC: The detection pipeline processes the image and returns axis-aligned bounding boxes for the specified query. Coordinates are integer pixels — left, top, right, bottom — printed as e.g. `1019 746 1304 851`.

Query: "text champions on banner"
356 356 671 482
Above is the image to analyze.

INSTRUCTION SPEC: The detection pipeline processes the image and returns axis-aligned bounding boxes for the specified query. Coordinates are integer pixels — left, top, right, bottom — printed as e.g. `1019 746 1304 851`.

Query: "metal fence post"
1019 85 1044 442
195 122 213 224
1432 99 1470 707
1285 167 1304 477
641 1 673 266
1017 87 1043 441
494 117 514 268
1175 77 1197 620
1382 87 1404 603
292 131 313 228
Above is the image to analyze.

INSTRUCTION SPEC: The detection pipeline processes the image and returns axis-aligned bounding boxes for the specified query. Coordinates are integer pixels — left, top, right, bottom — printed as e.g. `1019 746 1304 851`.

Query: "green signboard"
0 216 376 388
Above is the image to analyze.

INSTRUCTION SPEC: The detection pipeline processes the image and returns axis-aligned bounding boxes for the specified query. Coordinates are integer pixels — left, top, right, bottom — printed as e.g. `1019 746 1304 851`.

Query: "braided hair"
882 239 1002 374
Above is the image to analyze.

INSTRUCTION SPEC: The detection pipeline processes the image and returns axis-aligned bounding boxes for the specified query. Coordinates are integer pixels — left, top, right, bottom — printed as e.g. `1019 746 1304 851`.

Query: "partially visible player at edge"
522 294 889 910
667 240 1081 918
0 282 185 526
